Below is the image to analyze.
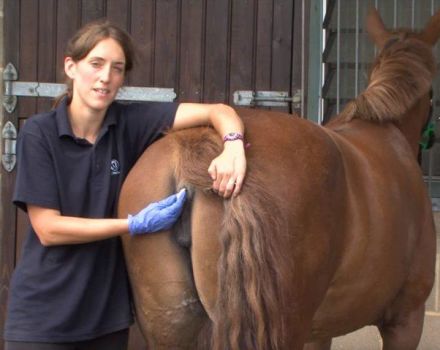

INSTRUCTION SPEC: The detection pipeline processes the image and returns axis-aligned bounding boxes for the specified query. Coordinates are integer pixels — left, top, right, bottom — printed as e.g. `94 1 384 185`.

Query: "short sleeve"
13 123 60 212
121 101 178 158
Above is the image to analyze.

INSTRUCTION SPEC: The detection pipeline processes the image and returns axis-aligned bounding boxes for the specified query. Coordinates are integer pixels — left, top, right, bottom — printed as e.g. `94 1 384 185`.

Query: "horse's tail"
173 128 286 350
212 178 286 350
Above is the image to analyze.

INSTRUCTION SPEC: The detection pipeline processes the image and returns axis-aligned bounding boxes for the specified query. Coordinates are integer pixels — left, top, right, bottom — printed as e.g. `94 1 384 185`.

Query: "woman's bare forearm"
28 205 129 246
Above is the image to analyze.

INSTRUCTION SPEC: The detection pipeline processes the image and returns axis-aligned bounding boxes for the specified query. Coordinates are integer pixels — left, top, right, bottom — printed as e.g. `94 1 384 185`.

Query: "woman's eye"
90 61 101 68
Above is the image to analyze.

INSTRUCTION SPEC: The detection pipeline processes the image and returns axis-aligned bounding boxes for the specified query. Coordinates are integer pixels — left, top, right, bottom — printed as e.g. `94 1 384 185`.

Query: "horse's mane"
340 31 436 123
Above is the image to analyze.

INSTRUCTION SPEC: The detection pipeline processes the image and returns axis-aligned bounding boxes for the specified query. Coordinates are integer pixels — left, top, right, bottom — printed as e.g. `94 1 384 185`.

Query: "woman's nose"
99 65 111 82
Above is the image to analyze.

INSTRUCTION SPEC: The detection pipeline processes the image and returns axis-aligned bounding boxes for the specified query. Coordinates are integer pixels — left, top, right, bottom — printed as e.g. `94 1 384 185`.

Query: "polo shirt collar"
56 97 118 139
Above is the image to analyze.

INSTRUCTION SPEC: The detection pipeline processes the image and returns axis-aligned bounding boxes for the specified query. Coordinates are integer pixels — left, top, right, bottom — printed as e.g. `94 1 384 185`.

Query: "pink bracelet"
223 132 244 142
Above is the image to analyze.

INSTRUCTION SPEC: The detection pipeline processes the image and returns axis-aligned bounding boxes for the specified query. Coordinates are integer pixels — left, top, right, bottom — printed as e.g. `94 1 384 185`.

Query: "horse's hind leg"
124 232 208 350
378 304 425 350
378 210 435 350
119 138 209 349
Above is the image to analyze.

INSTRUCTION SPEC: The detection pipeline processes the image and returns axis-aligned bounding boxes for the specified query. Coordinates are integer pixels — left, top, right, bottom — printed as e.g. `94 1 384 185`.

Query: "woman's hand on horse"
127 189 187 235
208 140 247 198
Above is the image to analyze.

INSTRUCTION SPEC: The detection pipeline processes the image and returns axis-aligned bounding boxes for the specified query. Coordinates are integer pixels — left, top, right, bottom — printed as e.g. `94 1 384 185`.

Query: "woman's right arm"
28 205 129 246
28 188 187 246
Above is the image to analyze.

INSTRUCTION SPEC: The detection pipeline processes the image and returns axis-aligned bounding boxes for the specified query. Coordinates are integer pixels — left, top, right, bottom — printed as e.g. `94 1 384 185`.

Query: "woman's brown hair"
54 20 136 107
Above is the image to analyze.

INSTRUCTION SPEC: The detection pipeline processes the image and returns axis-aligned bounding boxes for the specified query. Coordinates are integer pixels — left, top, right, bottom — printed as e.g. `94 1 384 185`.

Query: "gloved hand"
128 188 187 235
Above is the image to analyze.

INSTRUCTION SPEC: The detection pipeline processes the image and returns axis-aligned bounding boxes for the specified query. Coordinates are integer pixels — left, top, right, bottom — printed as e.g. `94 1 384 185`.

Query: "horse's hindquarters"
309 123 437 340
118 137 207 349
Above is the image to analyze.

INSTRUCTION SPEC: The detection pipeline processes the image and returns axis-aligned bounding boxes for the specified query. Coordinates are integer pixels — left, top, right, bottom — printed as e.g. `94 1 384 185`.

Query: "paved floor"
330 210 440 350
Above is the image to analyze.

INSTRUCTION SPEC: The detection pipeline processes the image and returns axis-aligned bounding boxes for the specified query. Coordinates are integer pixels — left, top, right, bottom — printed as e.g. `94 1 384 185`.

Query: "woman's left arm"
173 103 246 198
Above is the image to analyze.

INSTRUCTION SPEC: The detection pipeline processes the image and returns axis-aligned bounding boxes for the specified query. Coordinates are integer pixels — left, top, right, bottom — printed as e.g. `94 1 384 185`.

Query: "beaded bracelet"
223 132 244 142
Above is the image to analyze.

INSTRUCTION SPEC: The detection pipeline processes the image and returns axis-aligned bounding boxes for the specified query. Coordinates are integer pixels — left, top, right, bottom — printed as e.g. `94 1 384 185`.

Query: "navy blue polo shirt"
4 98 177 342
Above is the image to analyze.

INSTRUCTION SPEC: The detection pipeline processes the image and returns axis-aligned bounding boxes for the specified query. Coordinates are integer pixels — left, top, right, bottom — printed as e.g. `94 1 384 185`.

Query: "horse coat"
118 8 438 350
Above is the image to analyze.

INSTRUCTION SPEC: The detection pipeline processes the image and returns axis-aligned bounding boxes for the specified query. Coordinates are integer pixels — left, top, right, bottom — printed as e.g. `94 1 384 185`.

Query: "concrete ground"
331 210 440 350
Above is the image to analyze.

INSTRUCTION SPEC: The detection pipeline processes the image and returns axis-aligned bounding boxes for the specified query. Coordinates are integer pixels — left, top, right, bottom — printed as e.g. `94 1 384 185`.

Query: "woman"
4 21 246 350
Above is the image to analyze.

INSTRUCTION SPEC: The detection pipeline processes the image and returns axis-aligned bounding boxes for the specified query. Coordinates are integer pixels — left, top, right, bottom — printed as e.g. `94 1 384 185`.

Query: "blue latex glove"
128 189 187 235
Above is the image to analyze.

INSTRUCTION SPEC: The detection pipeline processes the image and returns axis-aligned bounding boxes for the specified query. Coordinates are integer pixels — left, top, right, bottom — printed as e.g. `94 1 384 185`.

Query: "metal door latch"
233 90 302 108
2 121 17 172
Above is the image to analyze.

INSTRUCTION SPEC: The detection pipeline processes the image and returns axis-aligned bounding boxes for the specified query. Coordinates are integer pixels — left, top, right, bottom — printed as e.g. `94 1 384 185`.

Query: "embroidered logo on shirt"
110 159 121 175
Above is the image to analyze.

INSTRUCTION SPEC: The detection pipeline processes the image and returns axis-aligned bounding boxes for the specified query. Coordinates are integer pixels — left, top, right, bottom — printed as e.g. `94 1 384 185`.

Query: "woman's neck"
67 99 107 144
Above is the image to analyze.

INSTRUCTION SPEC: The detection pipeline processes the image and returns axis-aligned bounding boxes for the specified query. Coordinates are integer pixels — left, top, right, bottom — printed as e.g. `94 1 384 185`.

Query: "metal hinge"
3 63 18 113
3 62 176 113
233 90 302 108
2 121 17 172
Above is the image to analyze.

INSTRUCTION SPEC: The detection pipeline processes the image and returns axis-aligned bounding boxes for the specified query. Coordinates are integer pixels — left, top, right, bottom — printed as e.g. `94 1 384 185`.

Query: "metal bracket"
2 62 177 114
116 86 176 101
233 90 302 108
3 63 18 113
2 121 17 172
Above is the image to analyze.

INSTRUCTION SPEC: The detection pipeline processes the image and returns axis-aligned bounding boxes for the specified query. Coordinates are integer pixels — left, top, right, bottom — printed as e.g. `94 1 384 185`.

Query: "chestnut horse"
118 8 438 350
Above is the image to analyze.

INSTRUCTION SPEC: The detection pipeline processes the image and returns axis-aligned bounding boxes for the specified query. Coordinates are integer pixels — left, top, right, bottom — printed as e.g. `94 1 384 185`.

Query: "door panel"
1 1 303 348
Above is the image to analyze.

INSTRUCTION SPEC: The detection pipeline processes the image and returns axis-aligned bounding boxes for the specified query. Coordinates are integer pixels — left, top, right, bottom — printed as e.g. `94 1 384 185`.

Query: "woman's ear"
64 57 76 79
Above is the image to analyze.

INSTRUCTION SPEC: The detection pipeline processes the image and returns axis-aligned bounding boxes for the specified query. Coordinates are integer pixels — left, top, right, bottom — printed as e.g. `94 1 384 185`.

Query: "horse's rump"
169 110 354 348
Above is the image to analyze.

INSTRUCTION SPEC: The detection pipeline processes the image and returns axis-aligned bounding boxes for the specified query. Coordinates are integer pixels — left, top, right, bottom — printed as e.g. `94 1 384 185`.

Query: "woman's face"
65 37 126 114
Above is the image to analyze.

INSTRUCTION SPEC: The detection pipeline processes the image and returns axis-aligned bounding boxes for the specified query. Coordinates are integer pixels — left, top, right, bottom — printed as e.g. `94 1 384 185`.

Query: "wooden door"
1 1 304 348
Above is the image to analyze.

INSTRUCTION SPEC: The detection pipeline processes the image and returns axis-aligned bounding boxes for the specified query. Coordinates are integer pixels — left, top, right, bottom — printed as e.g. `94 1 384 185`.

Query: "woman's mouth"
93 88 110 97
